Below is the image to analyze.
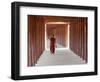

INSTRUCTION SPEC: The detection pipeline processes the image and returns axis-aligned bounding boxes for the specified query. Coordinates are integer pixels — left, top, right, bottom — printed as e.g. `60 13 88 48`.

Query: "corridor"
28 15 87 67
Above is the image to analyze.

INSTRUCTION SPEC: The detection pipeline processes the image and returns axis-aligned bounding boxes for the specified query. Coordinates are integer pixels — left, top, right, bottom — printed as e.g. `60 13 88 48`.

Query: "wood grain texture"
28 16 45 66
70 17 88 62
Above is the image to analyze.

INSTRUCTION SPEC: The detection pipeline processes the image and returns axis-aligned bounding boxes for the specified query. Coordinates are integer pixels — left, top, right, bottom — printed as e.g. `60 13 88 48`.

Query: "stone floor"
36 49 85 66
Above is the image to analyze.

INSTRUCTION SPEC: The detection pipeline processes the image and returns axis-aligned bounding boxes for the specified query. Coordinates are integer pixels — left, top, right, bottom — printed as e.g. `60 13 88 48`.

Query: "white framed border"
20 6 95 76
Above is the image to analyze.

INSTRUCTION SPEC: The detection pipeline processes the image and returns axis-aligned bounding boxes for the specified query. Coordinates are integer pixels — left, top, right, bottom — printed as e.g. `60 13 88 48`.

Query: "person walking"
50 34 56 55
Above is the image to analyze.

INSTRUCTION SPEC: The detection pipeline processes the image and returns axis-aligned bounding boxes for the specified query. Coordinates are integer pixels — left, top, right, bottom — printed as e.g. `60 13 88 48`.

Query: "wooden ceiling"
28 15 87 24
43 16 86 23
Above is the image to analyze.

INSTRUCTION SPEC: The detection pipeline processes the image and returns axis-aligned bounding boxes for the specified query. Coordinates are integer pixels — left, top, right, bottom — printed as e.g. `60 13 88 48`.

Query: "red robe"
50 38 56 54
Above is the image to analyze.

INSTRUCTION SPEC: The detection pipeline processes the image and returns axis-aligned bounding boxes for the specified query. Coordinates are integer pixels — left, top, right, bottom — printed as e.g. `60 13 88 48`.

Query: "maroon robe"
50 37 56 54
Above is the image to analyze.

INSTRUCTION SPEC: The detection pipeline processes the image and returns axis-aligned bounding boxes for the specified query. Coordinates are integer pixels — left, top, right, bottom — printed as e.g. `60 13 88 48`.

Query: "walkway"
36 49 85 66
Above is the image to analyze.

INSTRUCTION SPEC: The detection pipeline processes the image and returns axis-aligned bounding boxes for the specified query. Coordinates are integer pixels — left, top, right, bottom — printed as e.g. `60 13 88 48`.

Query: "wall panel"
28 16 45 66
70 17 87 62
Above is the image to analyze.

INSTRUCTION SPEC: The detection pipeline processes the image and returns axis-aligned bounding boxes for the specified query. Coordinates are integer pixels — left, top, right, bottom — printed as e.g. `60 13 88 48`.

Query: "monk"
50 34 56 54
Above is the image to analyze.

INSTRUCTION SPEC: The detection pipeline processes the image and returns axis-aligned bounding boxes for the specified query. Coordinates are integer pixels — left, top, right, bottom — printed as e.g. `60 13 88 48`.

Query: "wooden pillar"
28 16 45 66
70 17 87 63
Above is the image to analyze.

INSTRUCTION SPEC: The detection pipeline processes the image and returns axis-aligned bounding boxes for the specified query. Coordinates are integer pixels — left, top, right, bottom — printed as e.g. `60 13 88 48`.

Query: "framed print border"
11 1 98 80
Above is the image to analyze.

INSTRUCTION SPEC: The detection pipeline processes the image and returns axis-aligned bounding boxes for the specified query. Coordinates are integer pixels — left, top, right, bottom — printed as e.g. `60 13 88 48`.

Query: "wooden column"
70 17 87 63
28 16 45 66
